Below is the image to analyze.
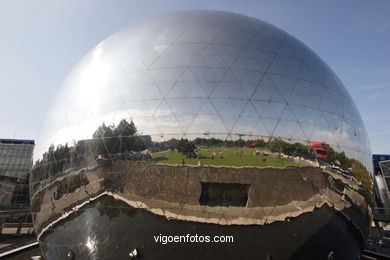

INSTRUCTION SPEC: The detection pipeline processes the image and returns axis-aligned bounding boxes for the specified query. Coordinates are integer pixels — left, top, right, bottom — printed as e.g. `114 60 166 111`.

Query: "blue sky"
0 0 389 153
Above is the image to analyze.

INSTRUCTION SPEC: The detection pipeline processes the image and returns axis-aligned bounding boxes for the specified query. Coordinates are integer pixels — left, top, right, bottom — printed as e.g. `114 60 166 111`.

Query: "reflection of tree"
48 144 70 174
92 119 150 155
32 119 152 183
193 137 223 147
115 119 137 136
328 149 350 167
328 147 372 192
177 139 197 158
267 138 309 156
150 138 179 152
92 123 114 155
32 143 72 182
352 162 372 193
55 174 89 200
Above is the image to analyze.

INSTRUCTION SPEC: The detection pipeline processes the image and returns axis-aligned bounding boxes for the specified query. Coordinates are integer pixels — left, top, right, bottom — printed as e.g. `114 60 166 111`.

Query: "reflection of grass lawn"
152 147 302 167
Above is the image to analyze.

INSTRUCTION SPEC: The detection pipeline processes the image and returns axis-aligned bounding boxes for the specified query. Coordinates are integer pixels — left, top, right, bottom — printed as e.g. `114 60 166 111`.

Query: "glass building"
373 154 390 175
0 138 34 208
31 10 373 260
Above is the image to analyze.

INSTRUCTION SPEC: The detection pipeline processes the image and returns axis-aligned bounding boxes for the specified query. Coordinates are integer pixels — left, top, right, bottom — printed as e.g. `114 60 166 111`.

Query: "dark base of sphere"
38 196 363 260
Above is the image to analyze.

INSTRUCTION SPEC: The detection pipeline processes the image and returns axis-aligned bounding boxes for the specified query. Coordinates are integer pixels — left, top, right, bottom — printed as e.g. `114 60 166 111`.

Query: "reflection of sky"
35 11 372 171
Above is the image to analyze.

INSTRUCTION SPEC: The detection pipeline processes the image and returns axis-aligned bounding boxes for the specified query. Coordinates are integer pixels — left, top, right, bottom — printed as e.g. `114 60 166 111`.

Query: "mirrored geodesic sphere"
31 10 373 260
35 10 371 170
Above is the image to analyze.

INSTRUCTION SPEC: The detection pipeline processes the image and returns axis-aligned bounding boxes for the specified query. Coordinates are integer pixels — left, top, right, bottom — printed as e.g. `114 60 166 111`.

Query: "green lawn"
152 147 302 167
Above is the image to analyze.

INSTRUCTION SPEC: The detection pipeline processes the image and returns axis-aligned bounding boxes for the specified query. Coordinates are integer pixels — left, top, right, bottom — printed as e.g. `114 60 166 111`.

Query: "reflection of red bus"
308 142 329 159
244 141 256 148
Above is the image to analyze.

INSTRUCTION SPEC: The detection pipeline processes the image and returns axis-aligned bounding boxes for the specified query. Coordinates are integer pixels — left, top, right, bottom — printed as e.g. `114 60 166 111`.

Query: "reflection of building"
372 154 390 208
0 139 34 208
373 154 390 175
32 10 373 259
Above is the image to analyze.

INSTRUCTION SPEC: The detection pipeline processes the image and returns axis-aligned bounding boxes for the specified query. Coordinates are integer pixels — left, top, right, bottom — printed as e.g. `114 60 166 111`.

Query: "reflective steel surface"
30 10 373 259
